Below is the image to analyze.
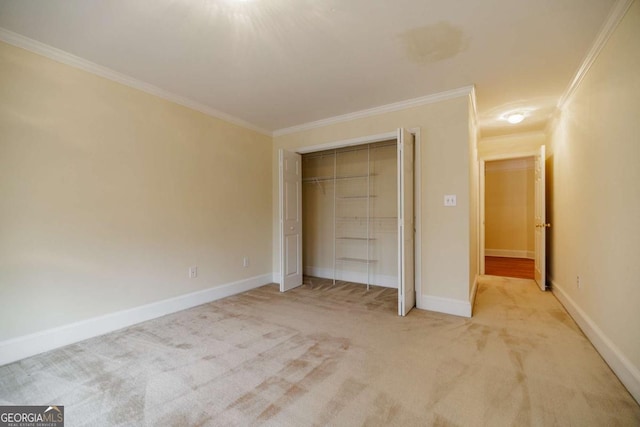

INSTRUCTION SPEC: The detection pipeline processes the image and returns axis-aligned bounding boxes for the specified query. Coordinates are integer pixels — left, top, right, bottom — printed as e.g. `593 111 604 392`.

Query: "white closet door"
397 128 415 316
279 149 303 292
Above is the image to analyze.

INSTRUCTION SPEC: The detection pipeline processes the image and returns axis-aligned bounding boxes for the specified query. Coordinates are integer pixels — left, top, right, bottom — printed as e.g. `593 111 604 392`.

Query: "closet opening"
279 129 418 316
302 140 397 289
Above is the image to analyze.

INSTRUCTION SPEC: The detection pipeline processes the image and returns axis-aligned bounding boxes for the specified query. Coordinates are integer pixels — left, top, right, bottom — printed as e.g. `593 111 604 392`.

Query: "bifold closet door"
279 149 303 292
397 128 415 316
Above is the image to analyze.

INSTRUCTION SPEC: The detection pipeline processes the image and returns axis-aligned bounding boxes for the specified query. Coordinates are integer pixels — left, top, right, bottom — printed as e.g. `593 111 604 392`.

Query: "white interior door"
534 145 547 291
397 128 415 316
279 149 303 292
479 160 486 274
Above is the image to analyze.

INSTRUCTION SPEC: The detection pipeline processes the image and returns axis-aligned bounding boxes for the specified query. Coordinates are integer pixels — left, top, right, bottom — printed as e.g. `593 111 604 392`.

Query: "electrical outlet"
444 195 457 206
243 256 250 268
576 275 581 289
189 266 198 279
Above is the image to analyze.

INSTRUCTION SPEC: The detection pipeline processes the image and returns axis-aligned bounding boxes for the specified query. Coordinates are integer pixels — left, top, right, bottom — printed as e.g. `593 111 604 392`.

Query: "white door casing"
397 128 415 316
534 145 547 291
279 149 303 292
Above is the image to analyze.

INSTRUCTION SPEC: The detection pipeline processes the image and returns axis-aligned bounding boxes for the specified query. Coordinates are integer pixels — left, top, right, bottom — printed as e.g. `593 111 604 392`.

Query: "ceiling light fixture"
506 113 525 124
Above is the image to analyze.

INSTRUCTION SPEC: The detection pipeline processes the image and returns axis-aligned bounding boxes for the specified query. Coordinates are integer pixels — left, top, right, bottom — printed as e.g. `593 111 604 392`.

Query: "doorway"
480 146 547 290
484 157 535 279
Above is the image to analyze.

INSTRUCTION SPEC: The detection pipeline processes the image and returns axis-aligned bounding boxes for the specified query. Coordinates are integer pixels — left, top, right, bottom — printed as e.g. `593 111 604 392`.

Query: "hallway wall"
548 0 640 402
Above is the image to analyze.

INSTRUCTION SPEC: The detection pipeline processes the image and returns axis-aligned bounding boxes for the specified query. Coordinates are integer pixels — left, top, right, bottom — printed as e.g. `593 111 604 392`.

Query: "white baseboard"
0 273 273 367
551 279 640 404
485 249 534 259
418 294 472 318
303 266 398 289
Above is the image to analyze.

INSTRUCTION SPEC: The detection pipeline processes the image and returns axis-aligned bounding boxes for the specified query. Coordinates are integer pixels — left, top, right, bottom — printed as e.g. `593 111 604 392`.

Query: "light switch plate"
444 195 457 206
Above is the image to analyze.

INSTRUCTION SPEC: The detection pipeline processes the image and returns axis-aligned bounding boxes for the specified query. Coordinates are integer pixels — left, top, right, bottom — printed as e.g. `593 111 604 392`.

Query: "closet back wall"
303 152 335 279
302 142 397 287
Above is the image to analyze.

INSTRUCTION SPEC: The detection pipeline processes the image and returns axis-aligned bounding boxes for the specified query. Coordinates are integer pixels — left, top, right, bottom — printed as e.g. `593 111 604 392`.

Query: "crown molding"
273 85 474 137
556 0 634 110
0 28 271 136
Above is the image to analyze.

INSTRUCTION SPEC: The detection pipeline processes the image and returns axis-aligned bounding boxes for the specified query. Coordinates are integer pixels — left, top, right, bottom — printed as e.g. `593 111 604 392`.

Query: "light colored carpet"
1 275 638 426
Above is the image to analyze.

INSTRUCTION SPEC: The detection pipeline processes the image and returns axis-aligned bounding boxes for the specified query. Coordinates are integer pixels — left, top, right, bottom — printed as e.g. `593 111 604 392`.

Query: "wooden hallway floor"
485 256 534 279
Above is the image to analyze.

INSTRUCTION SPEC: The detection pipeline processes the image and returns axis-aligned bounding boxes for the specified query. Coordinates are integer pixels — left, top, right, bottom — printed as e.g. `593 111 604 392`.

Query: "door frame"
290 128 422 306
479 149 540 276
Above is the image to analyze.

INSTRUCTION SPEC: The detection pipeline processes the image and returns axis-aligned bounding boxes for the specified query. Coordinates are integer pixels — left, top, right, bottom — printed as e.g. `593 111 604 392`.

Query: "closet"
301 140 398 289
278 127 416 316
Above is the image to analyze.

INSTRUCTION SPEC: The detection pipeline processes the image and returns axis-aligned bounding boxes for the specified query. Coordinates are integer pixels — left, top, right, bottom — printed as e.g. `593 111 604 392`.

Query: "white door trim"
409 127 422 311
480 149 539 162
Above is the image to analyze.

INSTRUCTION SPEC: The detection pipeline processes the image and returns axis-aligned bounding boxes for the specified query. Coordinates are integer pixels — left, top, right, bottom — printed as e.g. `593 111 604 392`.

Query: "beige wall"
274 95 474 304
0 42 273 341
485 159 535 257
479 131 546 160
549 0 640 395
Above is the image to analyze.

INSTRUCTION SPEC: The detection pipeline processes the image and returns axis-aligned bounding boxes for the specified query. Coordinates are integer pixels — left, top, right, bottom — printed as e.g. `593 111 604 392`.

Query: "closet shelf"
336 257 378 264
303 173 377 183
337 195 377 200
337 216 397 220
336 237 376 241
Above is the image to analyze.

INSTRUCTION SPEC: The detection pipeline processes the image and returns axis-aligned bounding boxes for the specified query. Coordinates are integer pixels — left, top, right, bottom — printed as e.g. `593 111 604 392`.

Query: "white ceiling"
0 0 619 136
